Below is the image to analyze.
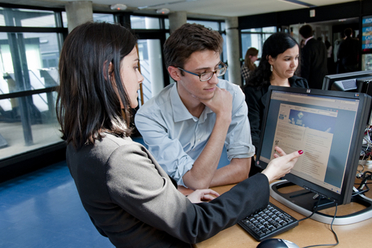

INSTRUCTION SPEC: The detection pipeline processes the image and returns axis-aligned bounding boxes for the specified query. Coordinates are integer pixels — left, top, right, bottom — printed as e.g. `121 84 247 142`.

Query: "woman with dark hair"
57 22 302 248
241 47 259 84
243 32 309 152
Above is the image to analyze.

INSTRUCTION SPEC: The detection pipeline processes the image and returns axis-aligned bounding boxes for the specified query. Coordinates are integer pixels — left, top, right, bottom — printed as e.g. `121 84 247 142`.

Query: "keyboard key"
238 202 299 241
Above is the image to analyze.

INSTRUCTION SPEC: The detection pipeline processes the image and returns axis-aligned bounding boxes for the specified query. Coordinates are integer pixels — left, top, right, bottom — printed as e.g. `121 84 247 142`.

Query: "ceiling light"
156 8 170 14
279 0 316 8
110 4 127 11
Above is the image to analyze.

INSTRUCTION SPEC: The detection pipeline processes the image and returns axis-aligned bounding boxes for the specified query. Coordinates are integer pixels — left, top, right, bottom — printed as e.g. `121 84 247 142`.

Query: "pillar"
225 17 241 86
65 1 93 33
168 11 187 33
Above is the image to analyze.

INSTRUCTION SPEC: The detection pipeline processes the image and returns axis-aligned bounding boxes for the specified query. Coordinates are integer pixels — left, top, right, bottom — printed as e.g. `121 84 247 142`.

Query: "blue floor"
0 137 229 248
0 161 114 248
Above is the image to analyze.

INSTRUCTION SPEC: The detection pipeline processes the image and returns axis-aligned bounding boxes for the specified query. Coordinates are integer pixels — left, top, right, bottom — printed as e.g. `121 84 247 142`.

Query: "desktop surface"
194 179 372 248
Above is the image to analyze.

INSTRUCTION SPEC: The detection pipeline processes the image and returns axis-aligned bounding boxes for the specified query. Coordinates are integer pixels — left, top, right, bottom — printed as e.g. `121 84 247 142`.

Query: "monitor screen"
362 15 372 53
256 86 371 211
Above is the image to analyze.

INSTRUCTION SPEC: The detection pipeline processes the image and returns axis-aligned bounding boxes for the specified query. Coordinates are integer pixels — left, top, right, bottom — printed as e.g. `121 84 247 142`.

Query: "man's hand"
200 87 232 118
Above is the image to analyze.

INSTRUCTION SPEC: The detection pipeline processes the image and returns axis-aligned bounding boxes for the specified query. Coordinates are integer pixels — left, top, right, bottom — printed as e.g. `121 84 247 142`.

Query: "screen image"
362 15 372 53
259 91 358 195
256 87 371 209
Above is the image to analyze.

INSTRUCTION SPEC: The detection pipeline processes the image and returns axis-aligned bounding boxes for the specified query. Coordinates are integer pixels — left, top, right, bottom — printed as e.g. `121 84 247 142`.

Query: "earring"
270 65 273 72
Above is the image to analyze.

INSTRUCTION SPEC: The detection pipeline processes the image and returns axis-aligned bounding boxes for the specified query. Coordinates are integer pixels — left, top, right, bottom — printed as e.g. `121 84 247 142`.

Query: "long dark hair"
56 22 137 149
246 32 299 88
243 47 258 71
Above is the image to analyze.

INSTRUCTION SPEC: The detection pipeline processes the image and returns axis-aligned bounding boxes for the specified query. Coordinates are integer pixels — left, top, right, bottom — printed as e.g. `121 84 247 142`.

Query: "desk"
194 182 372 248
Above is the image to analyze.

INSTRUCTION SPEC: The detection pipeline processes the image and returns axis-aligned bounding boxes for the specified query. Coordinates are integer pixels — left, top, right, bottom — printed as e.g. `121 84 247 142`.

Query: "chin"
130 102 138 108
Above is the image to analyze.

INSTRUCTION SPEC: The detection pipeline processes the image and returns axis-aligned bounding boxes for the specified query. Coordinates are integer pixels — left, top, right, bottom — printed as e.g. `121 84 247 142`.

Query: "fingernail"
298 150 303 154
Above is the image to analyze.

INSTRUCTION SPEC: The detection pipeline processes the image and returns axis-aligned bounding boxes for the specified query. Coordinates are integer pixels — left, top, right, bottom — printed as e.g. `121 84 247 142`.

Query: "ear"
103 61 114 81
267 55 274 65
168 66 181 82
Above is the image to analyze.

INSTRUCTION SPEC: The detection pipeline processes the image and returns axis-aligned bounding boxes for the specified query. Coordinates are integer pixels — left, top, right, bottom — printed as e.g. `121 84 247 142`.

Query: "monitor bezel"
255 86 371 206
322 70 372 91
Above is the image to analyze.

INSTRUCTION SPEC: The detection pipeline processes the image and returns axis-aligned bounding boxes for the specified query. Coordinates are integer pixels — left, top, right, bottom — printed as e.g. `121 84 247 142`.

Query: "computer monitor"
322 70 372 125
322 70 372 93
255 86 372 225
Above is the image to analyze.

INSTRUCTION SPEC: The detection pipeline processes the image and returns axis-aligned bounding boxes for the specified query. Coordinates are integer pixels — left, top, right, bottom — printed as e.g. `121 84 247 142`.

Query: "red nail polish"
298 150 303 154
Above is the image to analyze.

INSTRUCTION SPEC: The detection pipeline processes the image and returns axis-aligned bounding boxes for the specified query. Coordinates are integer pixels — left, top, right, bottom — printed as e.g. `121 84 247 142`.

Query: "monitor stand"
270 180 372 225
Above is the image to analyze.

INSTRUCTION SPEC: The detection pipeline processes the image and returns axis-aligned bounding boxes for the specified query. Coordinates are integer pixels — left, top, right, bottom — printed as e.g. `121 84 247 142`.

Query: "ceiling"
3 0 358 18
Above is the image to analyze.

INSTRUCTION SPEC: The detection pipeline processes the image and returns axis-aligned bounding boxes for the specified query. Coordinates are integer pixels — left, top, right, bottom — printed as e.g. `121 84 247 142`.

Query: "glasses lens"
216 66 227 76
200 72 213 81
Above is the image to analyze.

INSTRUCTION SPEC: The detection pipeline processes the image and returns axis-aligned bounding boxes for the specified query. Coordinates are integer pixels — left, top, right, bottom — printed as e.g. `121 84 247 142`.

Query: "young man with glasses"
135 23 255 190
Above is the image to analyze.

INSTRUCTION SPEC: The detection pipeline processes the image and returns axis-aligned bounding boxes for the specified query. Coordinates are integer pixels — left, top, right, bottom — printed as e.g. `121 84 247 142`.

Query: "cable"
298 196 322 222
302 203 339 248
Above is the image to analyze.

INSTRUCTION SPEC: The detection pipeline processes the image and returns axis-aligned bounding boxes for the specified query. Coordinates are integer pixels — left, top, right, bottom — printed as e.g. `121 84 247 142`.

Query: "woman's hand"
186 189 220 203
262 146 303 182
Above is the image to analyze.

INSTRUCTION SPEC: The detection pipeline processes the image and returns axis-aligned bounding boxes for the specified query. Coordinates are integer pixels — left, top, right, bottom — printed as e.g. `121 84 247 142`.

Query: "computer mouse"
256 238 300 248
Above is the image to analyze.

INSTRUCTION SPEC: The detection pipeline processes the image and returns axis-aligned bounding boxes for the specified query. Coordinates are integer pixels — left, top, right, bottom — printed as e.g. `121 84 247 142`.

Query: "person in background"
337 27 360 73
241 47 259 85
243 32 308 156
334 31 345 73
135 23 255 190
299 24 327 89
56 21 303 248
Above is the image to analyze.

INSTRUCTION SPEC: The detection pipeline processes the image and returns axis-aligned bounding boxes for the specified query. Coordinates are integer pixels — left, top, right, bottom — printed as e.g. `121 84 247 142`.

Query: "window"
0 7 66 160
241 26 277 61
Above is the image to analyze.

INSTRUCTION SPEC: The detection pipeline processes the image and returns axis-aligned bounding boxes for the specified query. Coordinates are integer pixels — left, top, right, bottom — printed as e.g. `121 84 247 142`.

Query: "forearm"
182 114 231 189
210 157 251 187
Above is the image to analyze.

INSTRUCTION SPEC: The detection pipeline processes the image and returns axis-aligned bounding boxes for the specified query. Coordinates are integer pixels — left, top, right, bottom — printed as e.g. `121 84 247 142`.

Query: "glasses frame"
177 62 227 82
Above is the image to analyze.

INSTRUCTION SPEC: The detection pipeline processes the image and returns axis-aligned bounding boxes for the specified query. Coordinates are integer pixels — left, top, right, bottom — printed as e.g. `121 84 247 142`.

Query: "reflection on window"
0 32 61 93
131 16 161 29
187 20 220 30
0 30 62 158
164 18 170 29
0 95 61 159
0 8 57 27
241 26 277 60
61 12 115 27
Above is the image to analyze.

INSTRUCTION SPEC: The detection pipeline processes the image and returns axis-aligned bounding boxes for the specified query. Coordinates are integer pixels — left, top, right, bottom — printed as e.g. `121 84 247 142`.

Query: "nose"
291 59 297 68
207 71 219 84
138 71 144 84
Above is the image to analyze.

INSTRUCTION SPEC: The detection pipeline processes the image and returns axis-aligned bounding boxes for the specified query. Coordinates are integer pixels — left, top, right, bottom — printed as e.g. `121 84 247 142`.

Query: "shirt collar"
304 36 314 45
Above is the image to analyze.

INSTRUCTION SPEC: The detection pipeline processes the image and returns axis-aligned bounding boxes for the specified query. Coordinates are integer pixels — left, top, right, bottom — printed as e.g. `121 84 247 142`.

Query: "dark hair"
163 23 223 72
344 28 353 37
244 47 259 71
245 32 299 88
56 22 137 149
299 24 313 39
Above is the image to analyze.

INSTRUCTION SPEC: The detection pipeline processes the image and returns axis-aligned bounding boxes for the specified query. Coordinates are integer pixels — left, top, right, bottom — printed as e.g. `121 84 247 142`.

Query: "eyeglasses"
178 62 227 82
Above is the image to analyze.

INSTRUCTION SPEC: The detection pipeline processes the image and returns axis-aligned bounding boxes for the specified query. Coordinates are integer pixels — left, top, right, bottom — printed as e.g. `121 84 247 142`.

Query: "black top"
337 37 360 67
300 38 328 89
243 76 309 150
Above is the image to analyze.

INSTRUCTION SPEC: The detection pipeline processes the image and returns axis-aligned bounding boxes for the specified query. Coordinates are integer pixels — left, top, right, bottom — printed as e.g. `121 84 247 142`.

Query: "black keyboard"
238 202 298 241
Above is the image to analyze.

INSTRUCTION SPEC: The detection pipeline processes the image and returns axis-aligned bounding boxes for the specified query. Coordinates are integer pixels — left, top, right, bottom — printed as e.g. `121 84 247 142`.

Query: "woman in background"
243 32 308 152
241 47 259 85
57 22 302 248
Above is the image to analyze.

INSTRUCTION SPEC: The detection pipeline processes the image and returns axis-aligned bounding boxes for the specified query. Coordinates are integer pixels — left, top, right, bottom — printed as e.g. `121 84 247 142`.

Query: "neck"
270 76 290 87
177 83 205 118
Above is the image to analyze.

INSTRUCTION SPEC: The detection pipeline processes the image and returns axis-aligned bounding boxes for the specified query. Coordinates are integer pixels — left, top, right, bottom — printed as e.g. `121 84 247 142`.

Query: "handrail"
0 86 58 100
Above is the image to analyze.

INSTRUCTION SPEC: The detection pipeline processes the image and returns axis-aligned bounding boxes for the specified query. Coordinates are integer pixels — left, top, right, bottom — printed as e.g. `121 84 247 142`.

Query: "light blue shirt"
134 79 255 186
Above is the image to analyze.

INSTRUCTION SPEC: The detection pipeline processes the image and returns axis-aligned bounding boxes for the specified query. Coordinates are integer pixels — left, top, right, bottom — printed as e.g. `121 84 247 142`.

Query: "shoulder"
218 79 244 97
243 84 267 100
289 76 309 88
136 84 175 115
